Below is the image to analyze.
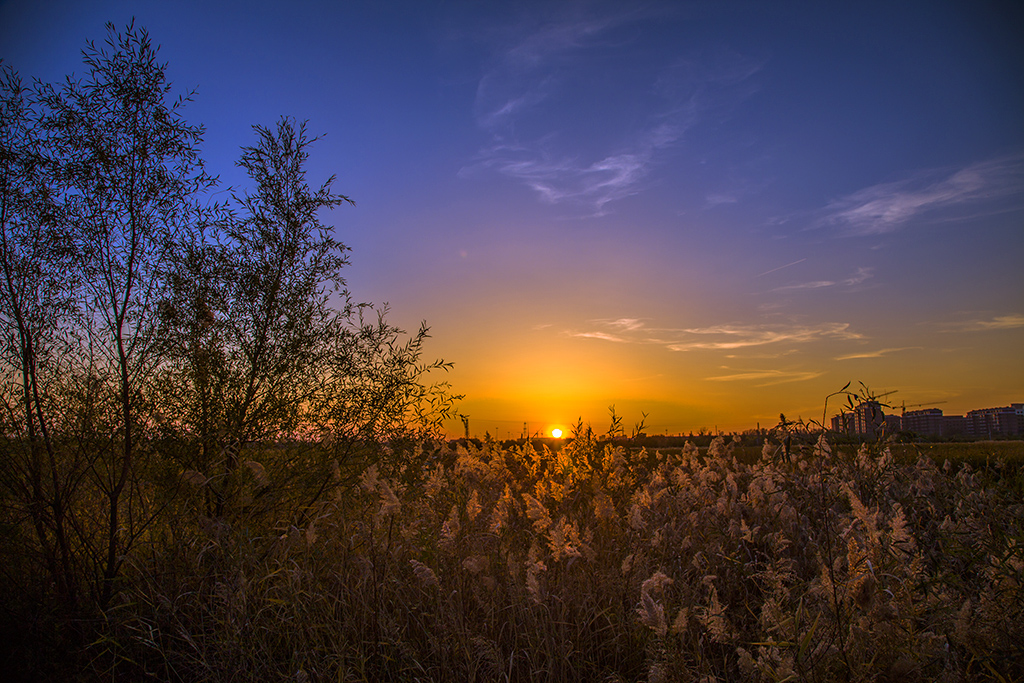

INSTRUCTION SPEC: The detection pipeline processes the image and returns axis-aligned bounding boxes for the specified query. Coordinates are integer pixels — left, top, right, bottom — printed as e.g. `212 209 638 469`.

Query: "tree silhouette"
0 22 458 646
36 21 210 607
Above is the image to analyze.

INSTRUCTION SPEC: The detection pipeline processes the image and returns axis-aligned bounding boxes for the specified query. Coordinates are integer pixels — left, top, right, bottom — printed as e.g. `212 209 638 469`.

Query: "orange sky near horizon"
417 300 1024 439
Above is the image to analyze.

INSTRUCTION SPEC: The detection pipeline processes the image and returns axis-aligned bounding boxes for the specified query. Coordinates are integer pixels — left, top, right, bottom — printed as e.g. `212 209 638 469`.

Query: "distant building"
903 408 944 437
830 400 1022 440
849 401 886 439
829 401 893 439
967 406 1024 438
831 412 855 435
942 415 968 437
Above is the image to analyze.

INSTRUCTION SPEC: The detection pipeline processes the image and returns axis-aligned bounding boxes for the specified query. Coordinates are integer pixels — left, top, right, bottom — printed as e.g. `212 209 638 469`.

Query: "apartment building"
903 408 944 437
966 404 1024 438
831 402 1022 439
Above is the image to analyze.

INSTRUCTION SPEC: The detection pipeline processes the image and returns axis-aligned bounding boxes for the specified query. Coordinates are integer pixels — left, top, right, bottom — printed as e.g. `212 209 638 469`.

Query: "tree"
219 118 353 448
158 117 352 515
0 62 82 612
160 118 459 517
1 23 459 630
36 21 209 607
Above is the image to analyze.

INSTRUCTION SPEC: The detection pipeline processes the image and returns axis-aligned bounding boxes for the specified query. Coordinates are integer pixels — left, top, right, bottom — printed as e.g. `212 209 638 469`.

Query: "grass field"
592 438 1024 468
5 433 1017 682
887 439 1024 464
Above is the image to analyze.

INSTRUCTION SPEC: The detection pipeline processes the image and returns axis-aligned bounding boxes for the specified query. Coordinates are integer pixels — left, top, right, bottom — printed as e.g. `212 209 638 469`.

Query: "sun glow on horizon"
551 428 563 438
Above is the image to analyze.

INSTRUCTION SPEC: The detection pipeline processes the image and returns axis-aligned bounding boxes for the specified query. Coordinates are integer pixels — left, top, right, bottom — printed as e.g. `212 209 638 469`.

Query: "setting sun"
551 428 563 438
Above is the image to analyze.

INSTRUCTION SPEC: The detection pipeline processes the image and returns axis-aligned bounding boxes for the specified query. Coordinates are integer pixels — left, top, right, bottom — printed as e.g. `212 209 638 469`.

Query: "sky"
2 0 1022 438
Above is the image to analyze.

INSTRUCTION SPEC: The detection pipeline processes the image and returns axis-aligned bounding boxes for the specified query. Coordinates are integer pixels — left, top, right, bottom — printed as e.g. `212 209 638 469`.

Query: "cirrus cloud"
461 9 762 215
569 318 861 351
935 314 1024 333
816 154 1024 236
704 369 824 386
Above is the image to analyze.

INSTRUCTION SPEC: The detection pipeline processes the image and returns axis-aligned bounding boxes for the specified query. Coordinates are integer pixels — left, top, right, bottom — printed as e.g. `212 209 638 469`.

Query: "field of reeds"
6 431 1020 682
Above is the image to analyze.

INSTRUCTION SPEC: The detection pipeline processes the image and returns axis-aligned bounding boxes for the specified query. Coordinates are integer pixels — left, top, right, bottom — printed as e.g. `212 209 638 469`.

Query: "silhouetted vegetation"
1 22 457 680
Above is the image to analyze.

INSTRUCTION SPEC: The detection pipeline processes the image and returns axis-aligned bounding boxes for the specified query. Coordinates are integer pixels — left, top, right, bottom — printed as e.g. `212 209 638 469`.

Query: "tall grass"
17 430 1013 682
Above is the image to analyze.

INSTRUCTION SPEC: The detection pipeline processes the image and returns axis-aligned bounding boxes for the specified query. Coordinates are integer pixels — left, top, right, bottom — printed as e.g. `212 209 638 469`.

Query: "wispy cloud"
462 11 762 215
771 267 873 292
757 258 806 278
724 349 800 360
569 318 861 351
605 318 645 331
835 346 918 360
574 331 629 343
666 322 860 351
772 280 833 291
936 314 1024 332
704 369 824 386
816 155 1024 236
705 192 739 207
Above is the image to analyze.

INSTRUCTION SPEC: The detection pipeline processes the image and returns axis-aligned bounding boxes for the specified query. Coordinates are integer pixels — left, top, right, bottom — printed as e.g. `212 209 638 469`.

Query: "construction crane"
852 389 897 407
900 400 947 416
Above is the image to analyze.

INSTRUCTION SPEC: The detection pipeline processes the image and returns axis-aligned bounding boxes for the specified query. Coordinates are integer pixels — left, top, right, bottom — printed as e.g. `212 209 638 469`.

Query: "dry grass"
41 432 1016 683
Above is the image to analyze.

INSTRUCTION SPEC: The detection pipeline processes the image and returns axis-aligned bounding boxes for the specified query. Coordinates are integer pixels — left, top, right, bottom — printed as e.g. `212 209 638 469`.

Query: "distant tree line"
0 21 457 621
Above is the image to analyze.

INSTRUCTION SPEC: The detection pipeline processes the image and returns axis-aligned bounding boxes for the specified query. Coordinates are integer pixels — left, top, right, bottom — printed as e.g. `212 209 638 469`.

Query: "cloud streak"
835 347 918 360
817 155 1024 236
771 267 873 292
463 11 761 214
704 369 824 386
569 318 861 351
936 314 1024 333
757 258 806 278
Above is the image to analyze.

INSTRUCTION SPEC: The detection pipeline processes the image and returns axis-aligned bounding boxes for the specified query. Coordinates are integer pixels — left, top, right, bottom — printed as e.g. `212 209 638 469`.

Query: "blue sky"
3 0 1022 435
